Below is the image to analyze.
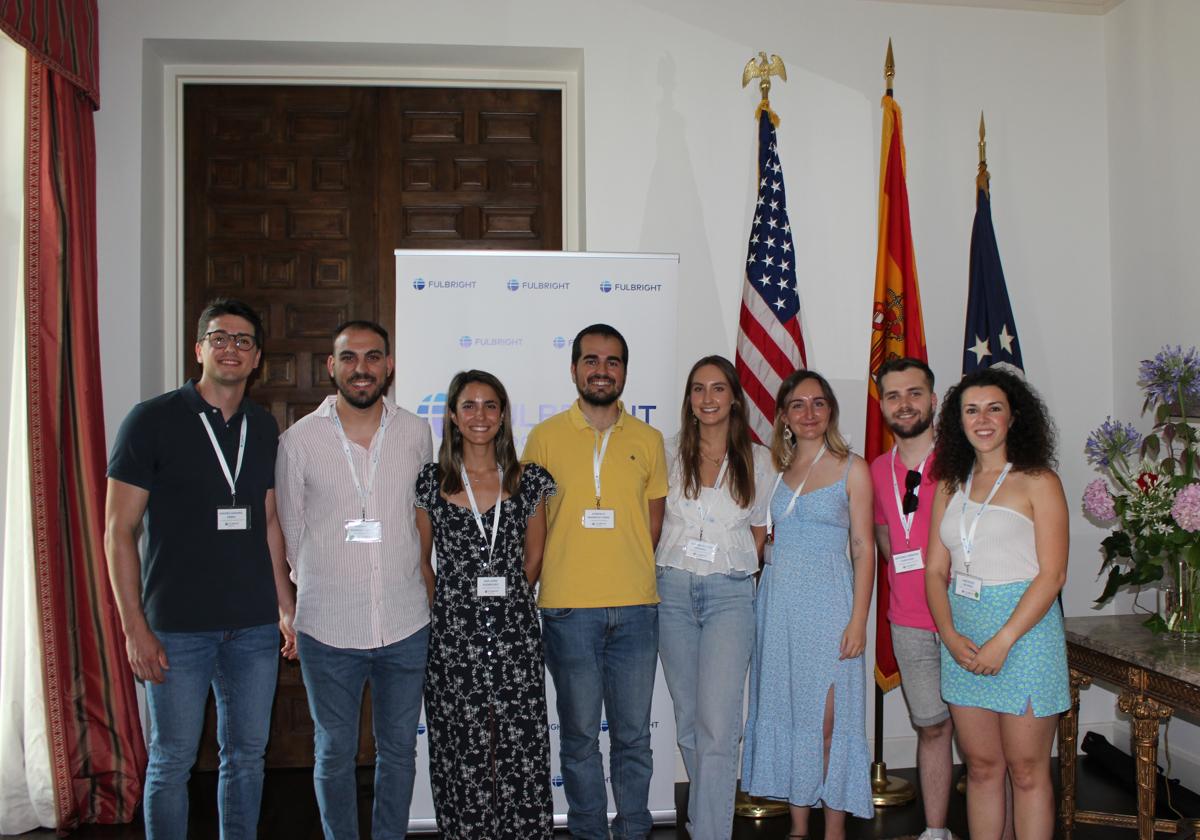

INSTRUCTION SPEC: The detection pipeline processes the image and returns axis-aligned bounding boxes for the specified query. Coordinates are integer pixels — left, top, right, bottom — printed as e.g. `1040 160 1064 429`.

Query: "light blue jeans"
656 566 755 840
142 622 280 840
541 604 659 840
297 625 429 840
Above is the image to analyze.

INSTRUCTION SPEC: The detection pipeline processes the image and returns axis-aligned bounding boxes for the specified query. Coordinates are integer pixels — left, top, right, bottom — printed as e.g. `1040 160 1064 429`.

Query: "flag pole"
870 37 917 809
734 48 792 820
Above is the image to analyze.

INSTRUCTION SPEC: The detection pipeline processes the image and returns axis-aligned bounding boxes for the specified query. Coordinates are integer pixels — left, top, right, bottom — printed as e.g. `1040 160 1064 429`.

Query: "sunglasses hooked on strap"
902 469 922 515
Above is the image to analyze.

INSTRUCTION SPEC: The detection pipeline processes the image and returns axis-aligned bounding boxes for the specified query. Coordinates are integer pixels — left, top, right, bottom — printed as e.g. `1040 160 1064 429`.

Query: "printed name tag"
216 506 249 531
477 576 507 597
582 509 615 529
344 519 383 543
892 548 924 574
954 573 983 601
684 539 718 562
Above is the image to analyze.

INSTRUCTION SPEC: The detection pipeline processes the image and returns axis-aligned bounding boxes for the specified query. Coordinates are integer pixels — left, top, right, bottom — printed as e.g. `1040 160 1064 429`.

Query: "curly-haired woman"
925 367 1069 840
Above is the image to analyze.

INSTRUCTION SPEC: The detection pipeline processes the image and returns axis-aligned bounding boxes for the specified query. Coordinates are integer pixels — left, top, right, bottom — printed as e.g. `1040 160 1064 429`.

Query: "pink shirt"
870 449 938 632
276 396 433 649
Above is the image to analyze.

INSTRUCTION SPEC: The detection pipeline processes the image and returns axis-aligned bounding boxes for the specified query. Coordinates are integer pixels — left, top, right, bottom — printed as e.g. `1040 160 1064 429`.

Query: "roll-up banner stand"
393 249 680 832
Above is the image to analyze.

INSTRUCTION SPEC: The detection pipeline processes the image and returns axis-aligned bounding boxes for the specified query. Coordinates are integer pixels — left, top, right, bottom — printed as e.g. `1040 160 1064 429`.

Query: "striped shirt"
276 395 433 649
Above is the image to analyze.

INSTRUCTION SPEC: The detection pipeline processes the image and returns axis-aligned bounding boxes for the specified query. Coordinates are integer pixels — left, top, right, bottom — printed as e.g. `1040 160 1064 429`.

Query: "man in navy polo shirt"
105 298 295 840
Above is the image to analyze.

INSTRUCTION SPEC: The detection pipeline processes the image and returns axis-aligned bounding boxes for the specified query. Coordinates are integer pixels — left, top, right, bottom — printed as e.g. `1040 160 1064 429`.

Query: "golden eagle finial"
742 52 787 125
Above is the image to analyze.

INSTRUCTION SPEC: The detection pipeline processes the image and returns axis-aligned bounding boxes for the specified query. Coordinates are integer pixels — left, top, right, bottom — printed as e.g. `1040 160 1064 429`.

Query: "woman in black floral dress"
414 369 556 839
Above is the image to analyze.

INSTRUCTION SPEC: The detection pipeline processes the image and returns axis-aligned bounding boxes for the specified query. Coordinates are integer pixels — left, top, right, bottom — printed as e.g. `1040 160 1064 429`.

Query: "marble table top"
1065 614 1200 685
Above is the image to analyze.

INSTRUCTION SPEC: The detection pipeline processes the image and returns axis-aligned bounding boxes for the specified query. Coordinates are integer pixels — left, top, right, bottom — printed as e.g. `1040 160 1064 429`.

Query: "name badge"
954 573 983 601
344 519 383 543
684 539 718 562
892 548 924 574
582 509 615 529
477 576 507 597
217 506 249 531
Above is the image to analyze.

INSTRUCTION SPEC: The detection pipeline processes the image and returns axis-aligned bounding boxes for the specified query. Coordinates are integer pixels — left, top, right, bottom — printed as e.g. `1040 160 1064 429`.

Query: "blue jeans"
656 566 755 840
541 604 658 840
142 622 279 840
297 625 429 840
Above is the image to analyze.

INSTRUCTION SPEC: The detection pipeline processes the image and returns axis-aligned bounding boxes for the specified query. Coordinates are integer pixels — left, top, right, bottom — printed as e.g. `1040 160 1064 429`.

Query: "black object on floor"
1081 730 1200 819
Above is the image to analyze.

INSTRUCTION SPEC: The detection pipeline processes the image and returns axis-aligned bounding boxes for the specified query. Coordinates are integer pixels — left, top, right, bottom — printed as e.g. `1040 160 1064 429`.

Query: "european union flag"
963 184 1024 375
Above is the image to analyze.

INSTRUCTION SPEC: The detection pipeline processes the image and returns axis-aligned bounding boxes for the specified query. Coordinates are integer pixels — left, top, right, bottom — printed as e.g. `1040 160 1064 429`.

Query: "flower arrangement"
1085 346 1200 634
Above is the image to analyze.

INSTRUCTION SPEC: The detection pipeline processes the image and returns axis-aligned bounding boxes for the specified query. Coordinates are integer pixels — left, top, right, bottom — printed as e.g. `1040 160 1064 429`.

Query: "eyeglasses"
203 330 257 351
902 469 922 515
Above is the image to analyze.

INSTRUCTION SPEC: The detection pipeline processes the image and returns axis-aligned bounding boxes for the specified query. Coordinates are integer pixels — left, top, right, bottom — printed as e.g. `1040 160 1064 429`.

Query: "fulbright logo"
551 775 564 788
459 336 524 349
553 336 568 350
411 277 477 290
459 336 474 349
599 280 613 293
416 393 447 437
507 278 520 291
600 279 663 293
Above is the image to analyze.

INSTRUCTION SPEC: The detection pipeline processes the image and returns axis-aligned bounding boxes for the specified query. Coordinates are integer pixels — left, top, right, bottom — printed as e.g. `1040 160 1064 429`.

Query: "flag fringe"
875 666 902 693
755 100 780 127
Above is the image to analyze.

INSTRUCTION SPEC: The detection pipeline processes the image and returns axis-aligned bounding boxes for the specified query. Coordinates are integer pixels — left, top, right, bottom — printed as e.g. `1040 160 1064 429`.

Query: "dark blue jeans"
541 605 658 840
142 623 279 840
297 625 429 840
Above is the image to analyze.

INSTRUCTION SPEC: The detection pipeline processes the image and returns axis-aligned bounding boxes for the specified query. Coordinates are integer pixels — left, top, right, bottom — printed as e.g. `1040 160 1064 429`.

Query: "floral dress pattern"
415 462 557 839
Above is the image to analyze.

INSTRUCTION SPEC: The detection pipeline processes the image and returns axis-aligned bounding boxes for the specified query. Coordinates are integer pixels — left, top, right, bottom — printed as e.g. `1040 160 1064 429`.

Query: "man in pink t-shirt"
870 358 953 840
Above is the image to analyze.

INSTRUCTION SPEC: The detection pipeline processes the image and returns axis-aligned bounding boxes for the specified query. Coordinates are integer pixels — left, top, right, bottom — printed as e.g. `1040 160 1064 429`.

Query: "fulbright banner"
393 249 680 832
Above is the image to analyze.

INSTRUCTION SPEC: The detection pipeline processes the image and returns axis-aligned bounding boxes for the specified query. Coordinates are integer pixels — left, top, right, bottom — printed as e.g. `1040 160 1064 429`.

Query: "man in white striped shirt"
275 320 434 840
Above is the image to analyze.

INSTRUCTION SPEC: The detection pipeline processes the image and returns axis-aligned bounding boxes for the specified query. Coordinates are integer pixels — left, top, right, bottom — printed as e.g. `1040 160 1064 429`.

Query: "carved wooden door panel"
183 83 561 769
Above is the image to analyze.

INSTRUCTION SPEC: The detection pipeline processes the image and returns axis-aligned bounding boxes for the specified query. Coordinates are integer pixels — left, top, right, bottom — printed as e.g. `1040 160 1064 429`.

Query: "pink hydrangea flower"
1171 483 1200 532
1083 478 1117 521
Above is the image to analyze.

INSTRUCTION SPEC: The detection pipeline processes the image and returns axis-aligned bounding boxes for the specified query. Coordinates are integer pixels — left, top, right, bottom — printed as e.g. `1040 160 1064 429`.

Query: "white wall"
95 0 1119 770
1104 0 1200 785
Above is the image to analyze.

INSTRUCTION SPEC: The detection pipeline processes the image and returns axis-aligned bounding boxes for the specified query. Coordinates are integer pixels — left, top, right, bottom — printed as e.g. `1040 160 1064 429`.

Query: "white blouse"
655 437 774 576
939 489 1041 584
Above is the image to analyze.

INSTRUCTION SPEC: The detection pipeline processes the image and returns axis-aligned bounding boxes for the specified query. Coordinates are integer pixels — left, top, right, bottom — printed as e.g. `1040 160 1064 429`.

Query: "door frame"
156 48 583 391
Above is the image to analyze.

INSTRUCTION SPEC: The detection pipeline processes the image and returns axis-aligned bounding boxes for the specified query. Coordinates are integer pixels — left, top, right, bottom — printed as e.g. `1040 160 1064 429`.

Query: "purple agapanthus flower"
1139 345 1200 414
1085 417 1142 468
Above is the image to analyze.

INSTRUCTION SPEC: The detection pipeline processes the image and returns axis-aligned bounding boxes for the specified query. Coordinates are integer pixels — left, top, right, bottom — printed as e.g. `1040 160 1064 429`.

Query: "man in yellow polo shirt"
523 323 667 840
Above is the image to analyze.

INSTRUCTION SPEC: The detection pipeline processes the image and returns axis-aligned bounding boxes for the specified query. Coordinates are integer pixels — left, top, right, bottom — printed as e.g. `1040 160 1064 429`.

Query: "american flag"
736 111 806 444
963 177 1024 376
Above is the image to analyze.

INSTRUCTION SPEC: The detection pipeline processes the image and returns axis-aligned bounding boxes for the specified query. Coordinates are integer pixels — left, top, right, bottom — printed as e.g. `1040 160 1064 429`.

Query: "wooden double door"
183 83 562 768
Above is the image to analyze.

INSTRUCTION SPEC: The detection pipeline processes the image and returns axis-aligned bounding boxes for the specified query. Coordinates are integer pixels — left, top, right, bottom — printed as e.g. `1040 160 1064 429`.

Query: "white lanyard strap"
765 443 827 534
332 409 388 519
959 461 1013 572
890 445 933 545
695 456 729 537
593 427 614 506
199 412 247 504
461 466 504 561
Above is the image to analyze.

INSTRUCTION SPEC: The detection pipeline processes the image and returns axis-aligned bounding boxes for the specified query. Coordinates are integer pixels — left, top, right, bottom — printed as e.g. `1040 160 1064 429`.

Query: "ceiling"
872 0 1125 14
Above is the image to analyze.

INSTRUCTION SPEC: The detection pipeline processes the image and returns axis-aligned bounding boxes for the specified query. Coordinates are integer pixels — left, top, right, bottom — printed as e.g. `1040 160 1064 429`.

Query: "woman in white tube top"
924 367 1069 840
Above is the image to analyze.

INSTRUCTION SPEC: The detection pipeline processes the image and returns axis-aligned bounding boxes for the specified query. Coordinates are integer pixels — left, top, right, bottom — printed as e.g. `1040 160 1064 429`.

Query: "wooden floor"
0 758 1178 838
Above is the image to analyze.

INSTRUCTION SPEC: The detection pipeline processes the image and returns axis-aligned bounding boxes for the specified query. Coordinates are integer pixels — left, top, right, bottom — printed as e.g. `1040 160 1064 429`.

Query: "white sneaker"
918 829 951 840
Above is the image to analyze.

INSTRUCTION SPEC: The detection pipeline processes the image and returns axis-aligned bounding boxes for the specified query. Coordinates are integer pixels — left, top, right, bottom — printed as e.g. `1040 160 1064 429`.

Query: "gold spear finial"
742 51 787 126
977 110 991 195
884 38 895 95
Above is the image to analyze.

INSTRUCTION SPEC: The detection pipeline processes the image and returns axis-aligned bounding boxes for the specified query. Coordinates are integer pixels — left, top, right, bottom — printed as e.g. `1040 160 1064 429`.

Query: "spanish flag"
866 90 927 692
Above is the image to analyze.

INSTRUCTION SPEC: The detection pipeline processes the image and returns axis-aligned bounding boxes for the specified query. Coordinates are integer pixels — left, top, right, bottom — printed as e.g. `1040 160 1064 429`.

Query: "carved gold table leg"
1117 691 1174 840
1059 669 1092 838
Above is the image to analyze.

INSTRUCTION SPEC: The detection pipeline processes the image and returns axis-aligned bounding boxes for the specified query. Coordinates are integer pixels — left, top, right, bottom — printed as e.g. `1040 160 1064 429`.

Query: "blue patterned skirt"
940 579 1069 717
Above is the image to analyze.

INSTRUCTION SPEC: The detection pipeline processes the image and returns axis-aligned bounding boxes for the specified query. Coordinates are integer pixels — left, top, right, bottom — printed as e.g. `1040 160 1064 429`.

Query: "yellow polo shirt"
522 401 668 608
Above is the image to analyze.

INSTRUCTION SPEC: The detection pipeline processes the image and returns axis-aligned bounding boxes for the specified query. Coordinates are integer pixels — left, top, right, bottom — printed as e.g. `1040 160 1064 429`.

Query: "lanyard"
958 462 1013 572
461 466 504 562
592 427 614 507
765 443 827 535
199 412 247 504
331 409 388 519
890 444 933 546
695 456 729 539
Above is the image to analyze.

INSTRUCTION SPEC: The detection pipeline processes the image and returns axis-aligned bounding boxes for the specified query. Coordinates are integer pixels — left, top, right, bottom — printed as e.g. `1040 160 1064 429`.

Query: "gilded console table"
1061 615 1200 839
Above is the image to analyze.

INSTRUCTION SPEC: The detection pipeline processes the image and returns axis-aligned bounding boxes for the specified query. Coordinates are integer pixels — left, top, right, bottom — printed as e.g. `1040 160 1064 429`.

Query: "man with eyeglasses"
105 297 294 840
870 357 954 840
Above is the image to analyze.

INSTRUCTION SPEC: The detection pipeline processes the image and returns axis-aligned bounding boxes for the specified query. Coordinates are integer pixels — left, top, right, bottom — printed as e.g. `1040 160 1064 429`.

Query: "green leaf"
1144 614 1169 634
1163 458 1178 475
1145 436 1162 459
1158 404 1172 424
1188 541 1200 568
1094 567 1128 604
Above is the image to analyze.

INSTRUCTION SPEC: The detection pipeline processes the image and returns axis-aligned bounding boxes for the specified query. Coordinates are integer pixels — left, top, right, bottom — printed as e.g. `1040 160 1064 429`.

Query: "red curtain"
21 11 147 830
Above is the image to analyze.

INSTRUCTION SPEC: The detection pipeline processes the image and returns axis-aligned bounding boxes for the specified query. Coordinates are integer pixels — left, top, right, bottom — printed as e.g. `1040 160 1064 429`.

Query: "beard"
334 372 389 409
888 411 933 439
577 375 623 407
